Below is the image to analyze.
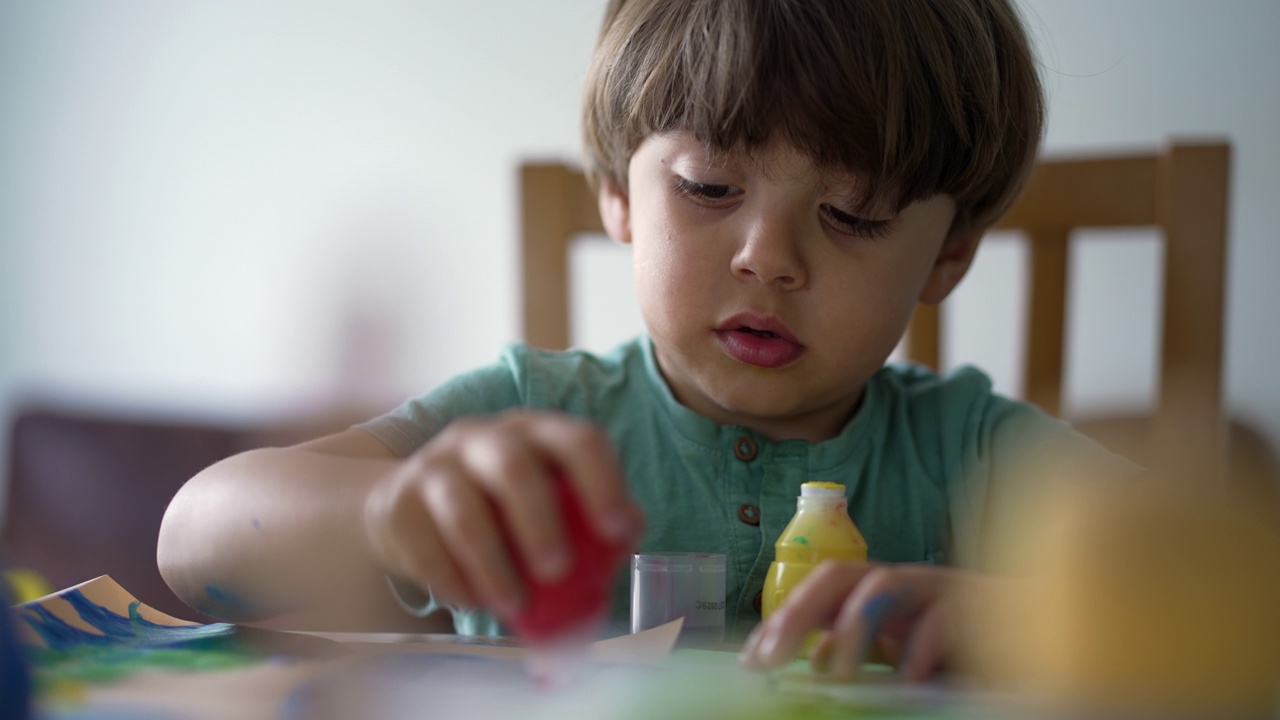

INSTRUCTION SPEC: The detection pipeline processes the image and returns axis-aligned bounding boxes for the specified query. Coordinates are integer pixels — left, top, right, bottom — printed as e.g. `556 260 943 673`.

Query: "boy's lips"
713 313 805 369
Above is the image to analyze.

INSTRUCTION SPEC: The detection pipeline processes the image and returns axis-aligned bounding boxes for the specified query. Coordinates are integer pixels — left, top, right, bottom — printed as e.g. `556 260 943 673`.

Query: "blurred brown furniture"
520 162 609 354
2 405 360 620
3 407 253 620
519 143 1257 493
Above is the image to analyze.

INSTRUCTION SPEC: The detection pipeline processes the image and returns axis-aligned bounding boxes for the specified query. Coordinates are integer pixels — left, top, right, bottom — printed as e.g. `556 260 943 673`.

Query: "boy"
159 0 1073 680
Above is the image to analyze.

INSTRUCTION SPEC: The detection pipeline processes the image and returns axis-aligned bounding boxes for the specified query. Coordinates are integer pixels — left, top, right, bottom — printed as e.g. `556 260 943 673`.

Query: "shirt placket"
722 430 763 638
727 435 811 639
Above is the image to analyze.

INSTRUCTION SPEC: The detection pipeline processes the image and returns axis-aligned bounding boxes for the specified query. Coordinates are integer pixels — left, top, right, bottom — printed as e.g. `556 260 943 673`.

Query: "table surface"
12 575 996 720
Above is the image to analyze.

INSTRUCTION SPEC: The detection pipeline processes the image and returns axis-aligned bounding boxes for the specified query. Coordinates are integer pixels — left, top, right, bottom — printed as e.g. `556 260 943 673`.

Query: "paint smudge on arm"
200 585 256 621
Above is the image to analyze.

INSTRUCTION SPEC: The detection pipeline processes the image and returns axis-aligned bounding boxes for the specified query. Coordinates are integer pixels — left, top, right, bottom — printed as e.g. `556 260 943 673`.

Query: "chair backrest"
519 142 1231 482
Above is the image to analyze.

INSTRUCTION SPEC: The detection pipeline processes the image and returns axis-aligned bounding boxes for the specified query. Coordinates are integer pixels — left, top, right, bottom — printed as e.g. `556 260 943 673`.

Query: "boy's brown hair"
582 0 1044 237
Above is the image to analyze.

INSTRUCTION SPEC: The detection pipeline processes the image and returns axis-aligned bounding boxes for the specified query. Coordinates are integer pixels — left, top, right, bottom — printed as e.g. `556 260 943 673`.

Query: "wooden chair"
912 142 1232 486
519 142 1233 486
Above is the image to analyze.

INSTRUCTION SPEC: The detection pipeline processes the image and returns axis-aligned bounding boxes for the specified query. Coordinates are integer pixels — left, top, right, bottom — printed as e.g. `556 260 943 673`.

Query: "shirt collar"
636 335 885 470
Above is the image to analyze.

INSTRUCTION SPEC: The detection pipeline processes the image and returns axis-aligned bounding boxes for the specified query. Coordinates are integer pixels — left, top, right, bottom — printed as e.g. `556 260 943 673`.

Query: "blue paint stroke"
200 584 255 620
18 589 236 651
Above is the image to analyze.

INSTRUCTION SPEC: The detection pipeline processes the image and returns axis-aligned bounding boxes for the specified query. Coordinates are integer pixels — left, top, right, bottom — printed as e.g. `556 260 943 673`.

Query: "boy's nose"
730 224 808 289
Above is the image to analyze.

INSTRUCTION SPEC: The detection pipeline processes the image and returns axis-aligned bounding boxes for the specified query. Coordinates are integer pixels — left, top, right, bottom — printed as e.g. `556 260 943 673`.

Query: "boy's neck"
651 356 868 443
725 391 867 444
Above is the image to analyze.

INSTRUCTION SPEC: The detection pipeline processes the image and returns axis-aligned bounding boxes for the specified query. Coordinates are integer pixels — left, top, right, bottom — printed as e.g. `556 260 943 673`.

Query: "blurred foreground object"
0 563 32 720
2 568 53 604
962 478 1280 718
905 141 1232 490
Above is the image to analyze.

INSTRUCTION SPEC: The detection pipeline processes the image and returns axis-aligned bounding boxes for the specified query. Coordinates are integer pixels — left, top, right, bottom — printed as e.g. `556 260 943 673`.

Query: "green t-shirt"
358 335 1100 641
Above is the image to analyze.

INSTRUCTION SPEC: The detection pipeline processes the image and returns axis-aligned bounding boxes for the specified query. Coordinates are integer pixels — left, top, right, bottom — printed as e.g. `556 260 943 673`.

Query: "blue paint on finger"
853 592 895 666
860 593 895 626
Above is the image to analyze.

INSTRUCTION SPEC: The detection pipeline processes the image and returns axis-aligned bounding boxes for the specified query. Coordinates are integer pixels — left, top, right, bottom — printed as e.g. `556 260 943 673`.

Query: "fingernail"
811 640 832 673
494 595 523 620
603 510 633 541
738 629 763 664
536 547 569 580
758 631 781 665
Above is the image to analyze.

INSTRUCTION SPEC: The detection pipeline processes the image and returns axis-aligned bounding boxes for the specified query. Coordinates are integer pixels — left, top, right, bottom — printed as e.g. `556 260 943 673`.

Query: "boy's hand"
739 562 962 682
361 410 644 619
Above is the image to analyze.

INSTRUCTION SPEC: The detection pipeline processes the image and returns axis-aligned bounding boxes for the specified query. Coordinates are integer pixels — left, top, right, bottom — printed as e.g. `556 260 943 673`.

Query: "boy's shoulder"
499 336 651 412
875 361 994 395
501 336 646 386
870 361 1070 470
873 361 1010 421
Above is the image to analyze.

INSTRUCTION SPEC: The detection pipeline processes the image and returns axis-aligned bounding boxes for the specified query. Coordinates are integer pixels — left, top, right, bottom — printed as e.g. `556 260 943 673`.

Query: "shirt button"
733 436 758 462
738 504 761 526
753 591 763 614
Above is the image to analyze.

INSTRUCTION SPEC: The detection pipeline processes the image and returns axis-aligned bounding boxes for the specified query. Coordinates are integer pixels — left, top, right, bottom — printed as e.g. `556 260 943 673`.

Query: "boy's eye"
673 177 740 203
821 204 891 240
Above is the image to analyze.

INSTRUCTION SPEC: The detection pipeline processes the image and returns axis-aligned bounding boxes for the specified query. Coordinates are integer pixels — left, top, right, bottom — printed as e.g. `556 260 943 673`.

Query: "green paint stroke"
794 536 809 545
28 644 261 685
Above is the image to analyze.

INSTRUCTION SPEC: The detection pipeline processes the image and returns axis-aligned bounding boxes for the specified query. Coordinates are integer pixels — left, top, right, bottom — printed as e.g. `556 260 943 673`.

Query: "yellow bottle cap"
801 481 845 497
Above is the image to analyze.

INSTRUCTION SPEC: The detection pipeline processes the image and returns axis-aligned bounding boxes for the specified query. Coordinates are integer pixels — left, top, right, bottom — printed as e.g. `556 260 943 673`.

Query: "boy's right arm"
157 411 643 633
157 427 433 631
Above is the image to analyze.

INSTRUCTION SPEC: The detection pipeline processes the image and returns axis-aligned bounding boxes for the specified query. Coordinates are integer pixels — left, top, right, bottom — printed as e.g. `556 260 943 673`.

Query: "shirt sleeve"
350 352 524 628
354 355 524 458
947 375 1141 573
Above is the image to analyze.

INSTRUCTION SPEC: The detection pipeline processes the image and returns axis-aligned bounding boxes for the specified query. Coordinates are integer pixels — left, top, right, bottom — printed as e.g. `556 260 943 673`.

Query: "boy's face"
601 131 977 442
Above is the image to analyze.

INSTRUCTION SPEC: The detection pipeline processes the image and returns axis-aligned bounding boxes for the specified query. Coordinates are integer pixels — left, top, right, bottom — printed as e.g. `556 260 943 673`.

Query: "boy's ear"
919 229 983 305
597 177 632 245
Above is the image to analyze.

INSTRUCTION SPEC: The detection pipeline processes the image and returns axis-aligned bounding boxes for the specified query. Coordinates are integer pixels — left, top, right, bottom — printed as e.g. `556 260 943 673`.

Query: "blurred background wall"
2 0 1278 517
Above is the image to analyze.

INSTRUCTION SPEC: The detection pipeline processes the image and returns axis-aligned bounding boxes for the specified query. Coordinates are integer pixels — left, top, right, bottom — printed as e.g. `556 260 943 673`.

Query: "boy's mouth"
714 314 805 369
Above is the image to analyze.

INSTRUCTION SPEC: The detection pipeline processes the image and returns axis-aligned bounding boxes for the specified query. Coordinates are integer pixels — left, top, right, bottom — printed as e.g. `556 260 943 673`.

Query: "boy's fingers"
457 428 568 582
826 579 899 681
522 412 640 544
752 562 873 668
899 597 950 681
373 481 478 608
825 565 947 681
422 466 525 619
808 631 834 673
738 626 766 670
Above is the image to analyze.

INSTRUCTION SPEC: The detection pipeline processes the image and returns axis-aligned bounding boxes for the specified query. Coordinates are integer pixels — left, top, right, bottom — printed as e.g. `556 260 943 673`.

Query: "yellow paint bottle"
762 482 867 619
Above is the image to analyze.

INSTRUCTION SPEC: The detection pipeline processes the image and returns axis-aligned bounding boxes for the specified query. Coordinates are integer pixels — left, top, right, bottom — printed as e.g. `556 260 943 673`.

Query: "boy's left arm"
741 399 1137 680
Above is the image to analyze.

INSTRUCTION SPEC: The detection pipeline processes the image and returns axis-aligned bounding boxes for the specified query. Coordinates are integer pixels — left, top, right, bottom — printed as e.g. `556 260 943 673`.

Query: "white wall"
0 1 603 423
2 1 1278 503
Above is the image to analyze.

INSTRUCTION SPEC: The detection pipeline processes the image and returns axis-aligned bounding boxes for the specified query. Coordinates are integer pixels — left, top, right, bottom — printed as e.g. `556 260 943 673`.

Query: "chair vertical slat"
1153 143 1231 484
521 164 575 350
1023 227 1071 417
906 303 942 370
